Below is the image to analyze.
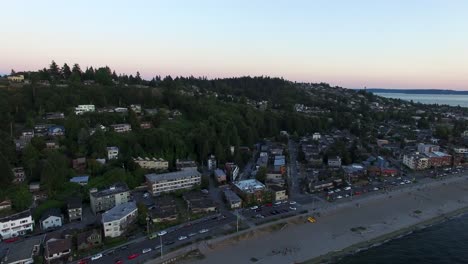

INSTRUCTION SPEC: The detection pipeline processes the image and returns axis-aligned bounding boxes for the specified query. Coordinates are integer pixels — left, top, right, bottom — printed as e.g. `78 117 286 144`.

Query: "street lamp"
160 234 164 259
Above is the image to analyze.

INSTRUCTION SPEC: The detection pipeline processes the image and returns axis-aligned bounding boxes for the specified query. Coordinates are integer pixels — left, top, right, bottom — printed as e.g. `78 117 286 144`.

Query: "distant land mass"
363 88 468 95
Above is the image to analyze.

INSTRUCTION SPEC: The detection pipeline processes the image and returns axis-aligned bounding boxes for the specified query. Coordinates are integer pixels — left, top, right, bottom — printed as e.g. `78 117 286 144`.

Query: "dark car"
164 241 175 245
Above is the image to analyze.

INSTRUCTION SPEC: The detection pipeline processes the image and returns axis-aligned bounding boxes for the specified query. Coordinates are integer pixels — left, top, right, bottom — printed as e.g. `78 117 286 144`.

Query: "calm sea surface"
374 92 468 107
337 213 468 264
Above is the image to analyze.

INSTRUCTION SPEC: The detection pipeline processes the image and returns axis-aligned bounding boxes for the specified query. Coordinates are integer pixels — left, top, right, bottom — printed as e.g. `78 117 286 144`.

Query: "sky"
1 0 468 89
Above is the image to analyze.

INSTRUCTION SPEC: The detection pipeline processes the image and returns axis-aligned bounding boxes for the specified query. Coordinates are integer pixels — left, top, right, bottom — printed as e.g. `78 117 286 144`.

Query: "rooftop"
146 169 201 183
40 208 62 222
2 237 41 263
102 202 137 223
70 175 89 183
233 179 266 193
214 169 226 178
0 210 31 223
223 189 242 203
67 197 82 209
90 182 129 198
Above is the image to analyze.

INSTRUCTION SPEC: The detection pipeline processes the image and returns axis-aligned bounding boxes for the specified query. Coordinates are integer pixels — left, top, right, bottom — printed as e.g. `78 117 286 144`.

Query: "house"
0 237 41 264
12 167 25 184
47 125 65 136
140 122 152 129
45 112 65 120
75 104 95 115
7 75 24 82
114 107 128 113
214 169 227 184
0 210 34 239
312 132 321 140
223 189 242 209
328 156 342 167
145 169 201 195
176 159 198 171
130 104 142 114
70 175 89 186
40 208 63 230
107 146 119 160
44 233 72 263
67 197 82 221
72 157 86 172
132 157 169 170
269 185 288 201
76 229 102 251
29 182 40 192
45 140 59 149
207 155 217 170
232 179 269 204
110 124 131 133
0 200 12 211
89 183 130 214
102 202 138 238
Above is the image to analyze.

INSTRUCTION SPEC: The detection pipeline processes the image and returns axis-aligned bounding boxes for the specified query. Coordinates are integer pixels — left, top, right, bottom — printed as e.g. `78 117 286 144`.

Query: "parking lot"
240 200 301 222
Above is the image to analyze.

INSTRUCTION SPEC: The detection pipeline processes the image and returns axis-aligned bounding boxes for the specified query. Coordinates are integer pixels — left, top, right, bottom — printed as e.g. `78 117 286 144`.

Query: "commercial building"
269 185 288 201
232 179 268 204
133 157 169 170
427 151 452 167
223 189 242 209
0 210 34 239
89 183 130 214
145 169 201 195
102 202 138 238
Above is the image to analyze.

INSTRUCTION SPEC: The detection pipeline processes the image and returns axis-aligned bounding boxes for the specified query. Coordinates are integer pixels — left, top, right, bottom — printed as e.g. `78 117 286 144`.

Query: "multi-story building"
269 185 288 201
417 143 440 154
146 169 201 195
102 202 138 238
75 104 95 115
328 156 342 167
232 179 268 205
39 208 63 230
89 183 130 214
403 153 430 170
225 162 240 182
133 157 169 170
214 169 227 184
427 151 452 167
130 104 142 114
207 155 217 171
107 146 119 160
176 159 198 171
67 197 82 221
110 124 132 133
223 189 242 209
0 210 34 239
12 167 25 184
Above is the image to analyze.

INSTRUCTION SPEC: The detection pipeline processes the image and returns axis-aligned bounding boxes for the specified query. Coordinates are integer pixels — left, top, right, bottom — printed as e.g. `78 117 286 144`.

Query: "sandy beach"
182 175 468 264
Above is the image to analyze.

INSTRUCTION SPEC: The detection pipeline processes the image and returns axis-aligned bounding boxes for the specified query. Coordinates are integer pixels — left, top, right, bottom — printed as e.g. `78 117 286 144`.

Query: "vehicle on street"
373 187 379 191
289 206 297 210
164 241 175 245
4 237 19 243
335 189 341 192
265 203 272 207
127 253 139 260
199 228 209 234
307 216 317 223
289 201 297 205
178 235 188 241
148 233 158 239
354 191 362 195
155 244 162 250
115 260 123 264
344 186 351 191
188 232 197 237
327 190 334 194
78 259 88 264
91 253 103 261
250 206 259 210
337 195 343 199
142 248 152 254
157 230 167 236
274 201 281 206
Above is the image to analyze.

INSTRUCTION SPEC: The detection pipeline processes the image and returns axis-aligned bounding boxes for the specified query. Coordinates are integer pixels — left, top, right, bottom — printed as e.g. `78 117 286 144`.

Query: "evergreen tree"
61 63 72 79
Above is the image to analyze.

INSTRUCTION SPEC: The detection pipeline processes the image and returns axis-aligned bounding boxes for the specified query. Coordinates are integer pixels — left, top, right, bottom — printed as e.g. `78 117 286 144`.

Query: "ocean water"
337 213 468 264
374 93 468 107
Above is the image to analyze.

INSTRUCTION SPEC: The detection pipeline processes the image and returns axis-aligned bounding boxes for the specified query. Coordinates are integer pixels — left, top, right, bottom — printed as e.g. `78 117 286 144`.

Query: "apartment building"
146 169 201 195
102 202 138 238
0 210 34 239
403 153 430 170
107 146 119 160
110 124 132 133
12 167 26 184
75 104 95 115
89 183 130 214
132 157 169 170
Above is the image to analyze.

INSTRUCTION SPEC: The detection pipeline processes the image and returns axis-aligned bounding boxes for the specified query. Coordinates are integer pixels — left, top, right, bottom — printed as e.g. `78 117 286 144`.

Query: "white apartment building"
89 183 130 214
75 104 95 115
107 146 119 160
146 169 201 195
110 124 132 133
403 153 429 170
0 210 34 239
133 157 169 170
102 202 138 238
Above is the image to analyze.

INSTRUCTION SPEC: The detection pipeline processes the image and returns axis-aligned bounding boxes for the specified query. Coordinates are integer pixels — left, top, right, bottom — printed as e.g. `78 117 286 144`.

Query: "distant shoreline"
360 88 468 95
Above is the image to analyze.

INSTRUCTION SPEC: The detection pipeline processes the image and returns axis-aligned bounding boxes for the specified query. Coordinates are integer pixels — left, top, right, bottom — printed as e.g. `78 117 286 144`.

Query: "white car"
344 186 351 191
400 182 405 185
250 206 259 210
142 248 152 254
373 187 379 191
274 201 282 206
337 195 343 199
91 253 103 261
335 189 341 192
157 230 167 236
178 235 188 241
199 228 209 234
327 190 334 195
289 201 297 205
289 206 297 211
188 232 197 237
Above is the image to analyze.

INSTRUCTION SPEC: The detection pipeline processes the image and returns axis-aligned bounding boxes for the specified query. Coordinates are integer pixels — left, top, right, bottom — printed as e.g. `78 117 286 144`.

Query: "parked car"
289 201 297 205
127 253 139 260
344 186 351 191
115 260 123 264
250 206 259 210
142 248 152 254
199 228 209 234
158 230 167 236
289 206 297 211
91 253 102 261
178 235 188 241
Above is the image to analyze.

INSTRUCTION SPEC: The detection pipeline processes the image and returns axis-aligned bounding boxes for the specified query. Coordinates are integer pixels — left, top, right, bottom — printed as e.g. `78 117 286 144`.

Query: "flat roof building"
146 169 201 195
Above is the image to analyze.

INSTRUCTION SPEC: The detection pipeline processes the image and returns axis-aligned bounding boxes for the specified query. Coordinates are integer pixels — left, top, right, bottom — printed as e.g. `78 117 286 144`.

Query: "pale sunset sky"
1 0 467 89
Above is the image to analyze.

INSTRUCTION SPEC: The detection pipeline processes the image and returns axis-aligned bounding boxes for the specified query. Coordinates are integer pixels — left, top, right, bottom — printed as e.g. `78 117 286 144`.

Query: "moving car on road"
199 228 209 234
142 248 152 254
157 230 167 236
91 253 102 261
178 235 188 241
127 253 139 260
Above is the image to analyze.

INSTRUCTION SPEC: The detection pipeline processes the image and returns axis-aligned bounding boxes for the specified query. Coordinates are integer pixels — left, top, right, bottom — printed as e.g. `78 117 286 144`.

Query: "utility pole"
160 234 163 258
